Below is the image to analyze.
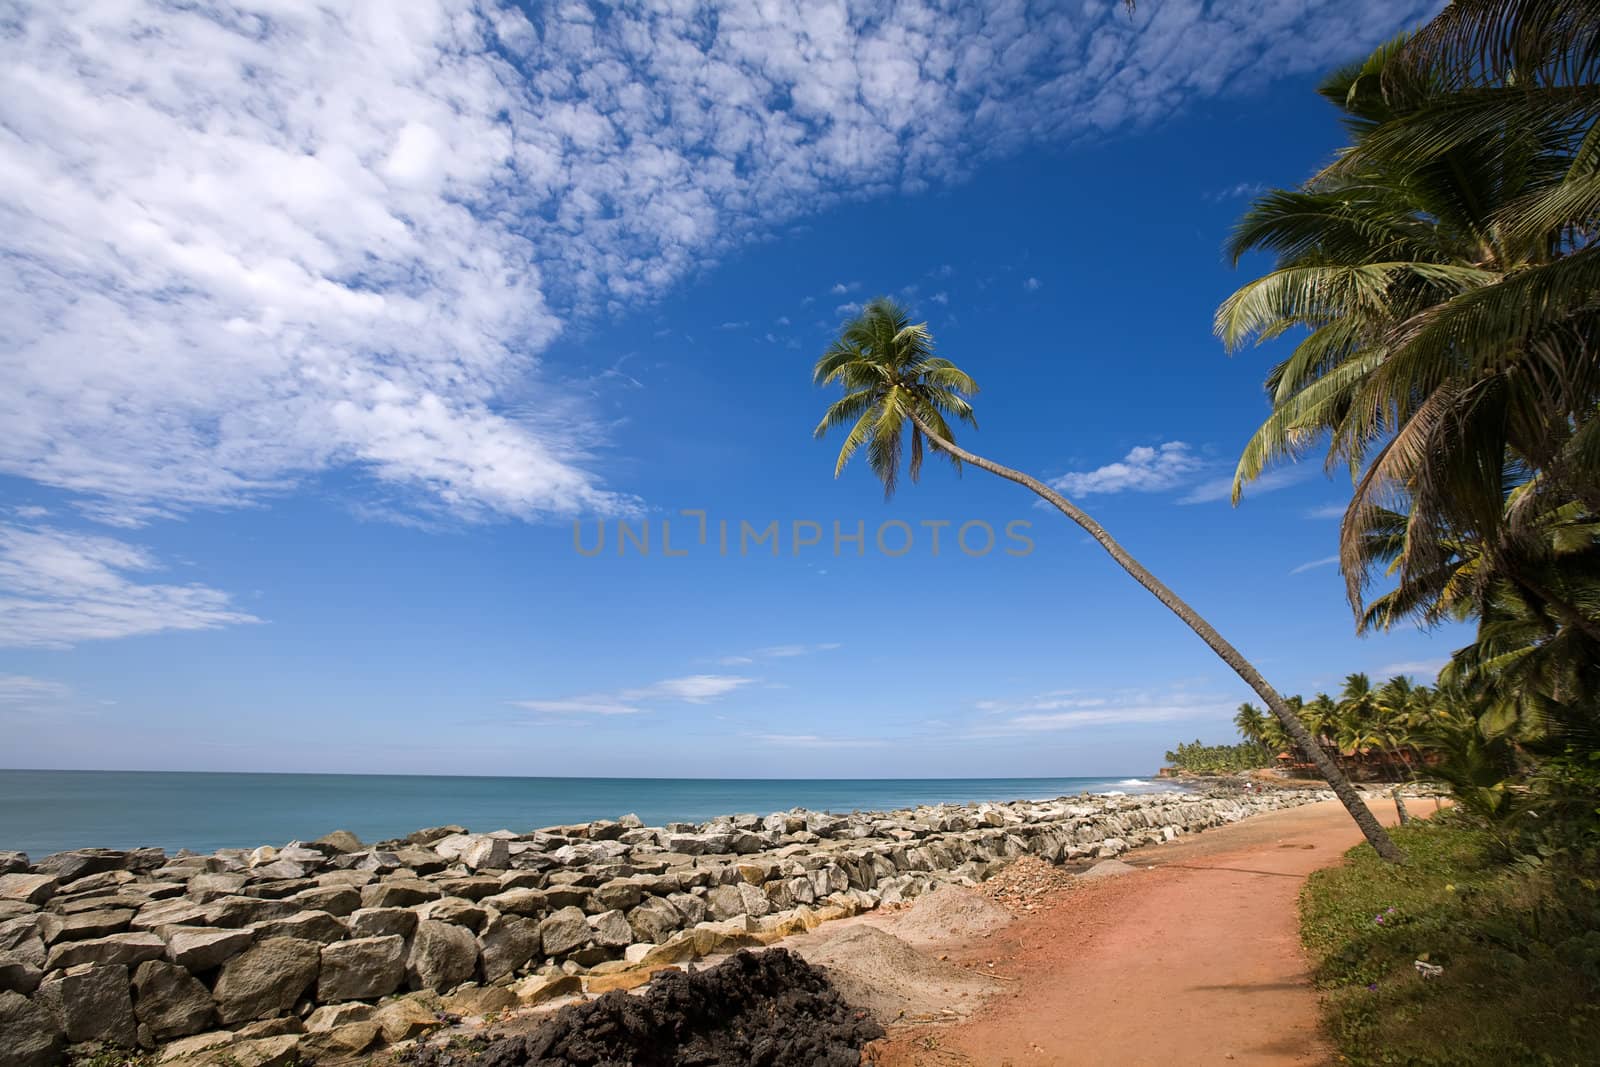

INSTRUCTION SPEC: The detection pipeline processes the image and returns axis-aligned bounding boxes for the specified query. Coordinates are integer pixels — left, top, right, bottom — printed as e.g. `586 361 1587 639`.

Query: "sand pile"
1078 858 1137 880
886 884 1015 944
398 949 880 1067
798 924 1000 1025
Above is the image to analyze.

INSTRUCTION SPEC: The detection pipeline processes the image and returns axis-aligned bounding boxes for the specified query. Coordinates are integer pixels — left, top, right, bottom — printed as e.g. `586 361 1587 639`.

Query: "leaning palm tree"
813 298 1404 862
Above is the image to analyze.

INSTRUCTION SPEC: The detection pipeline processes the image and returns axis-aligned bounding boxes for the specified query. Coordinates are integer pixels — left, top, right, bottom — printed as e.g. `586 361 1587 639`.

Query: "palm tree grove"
813 4 1598 1060
4 1 1599 1066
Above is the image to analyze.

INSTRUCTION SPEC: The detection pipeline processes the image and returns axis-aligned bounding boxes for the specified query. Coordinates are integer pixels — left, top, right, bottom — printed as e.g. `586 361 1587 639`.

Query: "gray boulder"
0 952 41 995
248 910 347 944
666 892 707 926
162 926 254 970
626 896 682 944
44 930 164 971
213 937 321 1024
132 959 214 1039
592 879 644 912
537 906 590 957
347 907 417 940
36 962 137 1046
478 914 541 983
404 920 478 992
38 908 133 944
483 887 547 917
0 989 64 1067
420 897 487 932
704 884 746 920
588 909 633 949
0 874 57 906
0 854 27 876
460 837 510 871
311 831 364 855
360 879 439 910
318 935 405 1002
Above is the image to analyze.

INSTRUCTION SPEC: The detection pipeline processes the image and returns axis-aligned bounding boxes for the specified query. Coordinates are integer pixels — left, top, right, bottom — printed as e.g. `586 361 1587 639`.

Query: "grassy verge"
1300 817 1600 1066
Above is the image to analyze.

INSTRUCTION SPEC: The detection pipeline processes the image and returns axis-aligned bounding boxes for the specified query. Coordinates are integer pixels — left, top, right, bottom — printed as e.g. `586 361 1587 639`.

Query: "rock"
625 896 681 944
394 847 450 875
405 919 478 992
359 878 439 910
0 918 40 956
317 935 405 1002
248 910 347 944
310 831 363 855
0 854 28 876
36 850 130 883
478 914 541 983
347 906 417 940
351 851 400 873
537 906 591 958
212 937 321 1024
419 896 487 932
194 1033 302 1067
45 930 164 970
205 895 300 928
588 909 633 949
161 926 254 970
461 837 510 871
246 860 307 882
287 885 360 916
666 892 708 926
592 879 644 912
305 1000 373 1029
513 972 581 1006
132 898 214 930
133 959 215 1039
435 876 501 901
371 993 441 1042
0 874 57 906
35 962 137 1046
0 951 42 994
0 989 64 1067
300 1020 380 1059
234 1016 304 1039
39 908 134 944
704 884 746 921
482 887 547 917
440 984 518 1016
157 1030 235 1062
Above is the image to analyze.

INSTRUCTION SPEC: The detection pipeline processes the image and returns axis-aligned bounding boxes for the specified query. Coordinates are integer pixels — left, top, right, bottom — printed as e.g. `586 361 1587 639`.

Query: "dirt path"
868 796 1425 1067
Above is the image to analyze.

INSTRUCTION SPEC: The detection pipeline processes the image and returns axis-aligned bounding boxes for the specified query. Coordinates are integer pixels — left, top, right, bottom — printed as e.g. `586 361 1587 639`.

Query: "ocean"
0 770 1177 857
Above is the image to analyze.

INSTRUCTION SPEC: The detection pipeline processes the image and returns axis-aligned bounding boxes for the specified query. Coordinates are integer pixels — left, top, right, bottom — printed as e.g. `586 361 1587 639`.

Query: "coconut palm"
1216 25 1600 633
812 297 1405 862
1233 703 1269 748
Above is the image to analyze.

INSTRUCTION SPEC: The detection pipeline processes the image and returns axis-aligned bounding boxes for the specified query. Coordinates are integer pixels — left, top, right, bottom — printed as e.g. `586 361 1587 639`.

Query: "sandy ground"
861 796 1429 1067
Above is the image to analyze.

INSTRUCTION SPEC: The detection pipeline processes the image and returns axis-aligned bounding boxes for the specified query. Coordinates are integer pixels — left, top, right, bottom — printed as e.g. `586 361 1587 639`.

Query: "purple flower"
1367 983 1378 991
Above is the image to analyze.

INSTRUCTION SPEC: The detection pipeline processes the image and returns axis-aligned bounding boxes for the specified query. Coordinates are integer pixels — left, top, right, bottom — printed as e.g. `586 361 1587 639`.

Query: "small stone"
318 935 405 1002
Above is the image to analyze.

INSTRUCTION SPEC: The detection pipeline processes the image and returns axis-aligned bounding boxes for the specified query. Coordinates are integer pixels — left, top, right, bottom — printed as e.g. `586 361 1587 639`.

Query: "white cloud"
930 291 949 304
1178 465 1318 505
974 686 1232 733
1378 659 1448 679
835 302 863 315
12 506 49 520
1305 503 1348 519
1 0 1435 528
1289 555 1340 575
719 321 749 330
830 282 859 295
753 733 886 748
510 673 755 717
1023 277 1042 291
1052 442 1203 496
0 523 259 648
0 674 71 704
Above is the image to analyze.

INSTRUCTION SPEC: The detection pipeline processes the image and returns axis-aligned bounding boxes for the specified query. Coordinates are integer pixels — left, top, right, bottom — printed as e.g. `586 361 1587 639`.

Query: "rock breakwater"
0 788 1331 1065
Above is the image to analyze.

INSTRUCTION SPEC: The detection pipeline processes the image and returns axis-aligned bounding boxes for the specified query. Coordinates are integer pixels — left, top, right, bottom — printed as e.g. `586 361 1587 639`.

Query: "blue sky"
0 0 1459 778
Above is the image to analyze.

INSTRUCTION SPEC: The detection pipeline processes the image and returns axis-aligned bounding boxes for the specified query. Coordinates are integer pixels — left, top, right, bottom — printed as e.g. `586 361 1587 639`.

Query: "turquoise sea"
0 770 1178 857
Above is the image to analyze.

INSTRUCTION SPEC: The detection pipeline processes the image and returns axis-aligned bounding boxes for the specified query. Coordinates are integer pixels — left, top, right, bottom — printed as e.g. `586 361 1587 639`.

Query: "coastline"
0 786 1328 1065
0 770 1182 857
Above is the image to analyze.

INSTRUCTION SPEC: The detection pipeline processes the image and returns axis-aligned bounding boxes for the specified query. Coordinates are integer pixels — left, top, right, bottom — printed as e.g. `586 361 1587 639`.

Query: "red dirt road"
870 797 1423 1067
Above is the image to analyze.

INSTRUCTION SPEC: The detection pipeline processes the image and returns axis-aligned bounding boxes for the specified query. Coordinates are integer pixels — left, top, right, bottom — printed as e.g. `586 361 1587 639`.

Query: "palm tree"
812 298 1405 862
1216 27 1600 636
1233 702 1269 748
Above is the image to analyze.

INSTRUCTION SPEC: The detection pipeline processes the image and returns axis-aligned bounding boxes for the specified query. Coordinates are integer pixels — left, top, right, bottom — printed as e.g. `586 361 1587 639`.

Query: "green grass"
1300 817 1600 1066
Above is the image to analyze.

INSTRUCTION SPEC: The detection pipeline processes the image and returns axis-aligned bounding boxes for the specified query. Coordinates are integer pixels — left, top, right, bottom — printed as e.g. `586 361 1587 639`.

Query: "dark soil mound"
402 949 883 1067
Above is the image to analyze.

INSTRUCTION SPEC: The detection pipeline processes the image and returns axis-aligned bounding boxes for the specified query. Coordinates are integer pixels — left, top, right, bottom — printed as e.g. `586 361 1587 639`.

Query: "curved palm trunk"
914 417 1405 863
